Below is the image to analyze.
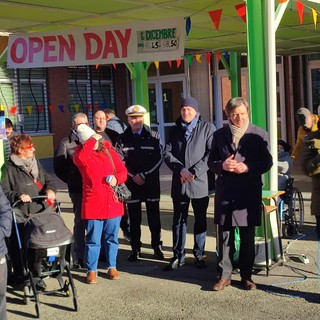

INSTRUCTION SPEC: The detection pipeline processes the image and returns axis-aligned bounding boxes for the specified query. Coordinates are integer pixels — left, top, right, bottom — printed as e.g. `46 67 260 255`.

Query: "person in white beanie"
73 124 128 284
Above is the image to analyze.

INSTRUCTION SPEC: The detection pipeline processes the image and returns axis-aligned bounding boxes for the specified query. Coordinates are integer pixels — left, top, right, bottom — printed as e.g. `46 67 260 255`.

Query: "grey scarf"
10 154 39 179
228 118 249 148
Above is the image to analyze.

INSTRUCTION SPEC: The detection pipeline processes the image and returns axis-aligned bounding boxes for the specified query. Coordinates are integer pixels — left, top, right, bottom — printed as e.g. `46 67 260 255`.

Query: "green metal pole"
246 0 267 130
230 52 242 97
132 62 150 126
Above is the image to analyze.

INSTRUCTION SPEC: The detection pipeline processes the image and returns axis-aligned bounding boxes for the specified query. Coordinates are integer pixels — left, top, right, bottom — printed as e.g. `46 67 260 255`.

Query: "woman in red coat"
73 124 127 284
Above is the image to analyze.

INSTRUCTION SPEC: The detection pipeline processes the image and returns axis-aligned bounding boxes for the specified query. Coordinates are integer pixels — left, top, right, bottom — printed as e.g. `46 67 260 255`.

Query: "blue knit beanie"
180 97 199 112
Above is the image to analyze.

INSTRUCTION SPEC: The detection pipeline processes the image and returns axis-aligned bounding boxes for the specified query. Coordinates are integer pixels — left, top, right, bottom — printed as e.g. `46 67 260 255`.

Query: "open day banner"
7 18 185 68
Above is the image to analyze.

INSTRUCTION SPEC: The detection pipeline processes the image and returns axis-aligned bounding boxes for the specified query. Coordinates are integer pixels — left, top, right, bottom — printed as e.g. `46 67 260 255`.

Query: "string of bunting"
1 102 113 115
207 1 319 31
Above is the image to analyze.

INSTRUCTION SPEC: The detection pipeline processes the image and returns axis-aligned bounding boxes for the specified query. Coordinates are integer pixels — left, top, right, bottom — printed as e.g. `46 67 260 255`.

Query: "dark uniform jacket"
116 124 163 201
54 132 82 193
208 123 273 227
164 116 216 199
301 130 320 216
1 158 57 219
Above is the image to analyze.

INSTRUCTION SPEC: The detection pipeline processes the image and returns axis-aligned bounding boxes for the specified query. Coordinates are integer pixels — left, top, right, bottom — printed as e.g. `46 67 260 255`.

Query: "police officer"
116 105 164 261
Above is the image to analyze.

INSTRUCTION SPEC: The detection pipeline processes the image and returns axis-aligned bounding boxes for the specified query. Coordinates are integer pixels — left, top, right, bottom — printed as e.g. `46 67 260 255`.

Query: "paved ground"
6 161 320 319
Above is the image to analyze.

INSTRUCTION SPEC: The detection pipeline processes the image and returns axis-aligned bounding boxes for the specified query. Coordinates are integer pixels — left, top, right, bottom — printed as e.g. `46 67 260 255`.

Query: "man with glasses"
54 112 88 269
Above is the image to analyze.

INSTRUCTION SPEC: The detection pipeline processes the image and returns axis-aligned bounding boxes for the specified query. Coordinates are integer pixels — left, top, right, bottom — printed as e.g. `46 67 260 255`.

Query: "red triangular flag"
296 1 304 25
37 105 43 113
208 9 223 30
10 106 17 115
206 53 212 65
168 61 172 68
112 63 116 69
216 52 221 63
176 59 182 68
49 105 54 113
235 3 246 23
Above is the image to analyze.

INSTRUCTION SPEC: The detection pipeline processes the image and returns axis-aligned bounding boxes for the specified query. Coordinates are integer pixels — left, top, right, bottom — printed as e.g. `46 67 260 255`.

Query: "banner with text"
7 18 185 68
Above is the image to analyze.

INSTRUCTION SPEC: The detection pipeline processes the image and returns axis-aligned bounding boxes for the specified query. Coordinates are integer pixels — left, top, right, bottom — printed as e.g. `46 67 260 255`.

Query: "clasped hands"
222 154 248 174
180 168 195 184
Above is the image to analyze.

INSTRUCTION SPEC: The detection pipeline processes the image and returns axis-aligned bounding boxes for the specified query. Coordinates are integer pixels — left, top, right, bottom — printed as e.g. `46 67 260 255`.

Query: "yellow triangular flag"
195 54 202 63
26 106 33 115
74 104 80 113
0 105 5 111
312 8 317 30
154 61 159 69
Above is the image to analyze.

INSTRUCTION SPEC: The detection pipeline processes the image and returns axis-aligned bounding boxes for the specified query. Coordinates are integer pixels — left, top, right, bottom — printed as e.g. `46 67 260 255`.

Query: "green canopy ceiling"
0 0 320 56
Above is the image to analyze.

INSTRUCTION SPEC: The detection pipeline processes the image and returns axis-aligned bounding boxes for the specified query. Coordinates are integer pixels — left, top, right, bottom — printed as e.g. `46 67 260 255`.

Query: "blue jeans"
84 217 121 272
172 196 209 260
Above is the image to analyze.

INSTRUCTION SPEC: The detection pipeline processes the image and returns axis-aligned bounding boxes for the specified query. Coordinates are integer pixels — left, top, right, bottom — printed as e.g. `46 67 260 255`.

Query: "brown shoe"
86 271 97 284
107 268 119 280
241 279 257 290
212 279 231 291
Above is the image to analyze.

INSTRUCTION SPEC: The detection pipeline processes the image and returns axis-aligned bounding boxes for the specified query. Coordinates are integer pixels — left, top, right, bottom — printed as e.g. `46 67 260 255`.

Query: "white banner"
7 18 185 68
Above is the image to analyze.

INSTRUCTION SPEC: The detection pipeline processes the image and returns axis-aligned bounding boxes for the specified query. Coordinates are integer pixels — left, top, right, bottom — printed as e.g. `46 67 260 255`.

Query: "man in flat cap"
291 107 320 161
115 105 164 261
163 96 216 271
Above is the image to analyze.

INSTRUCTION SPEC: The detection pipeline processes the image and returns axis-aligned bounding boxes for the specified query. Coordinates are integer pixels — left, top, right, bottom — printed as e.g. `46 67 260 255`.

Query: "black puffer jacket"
1 158 57 219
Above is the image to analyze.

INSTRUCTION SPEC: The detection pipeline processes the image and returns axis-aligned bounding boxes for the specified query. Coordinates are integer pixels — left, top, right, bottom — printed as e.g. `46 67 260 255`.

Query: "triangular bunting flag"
312 8 317 29
10 106 17 115
216 52 221 63
75 104 80 113
49 105 54 113
176 59 182 68
112 63 116 69
206 52 212 65
279 0 288 3
154 61 159 69
195 54 202 63
26 106 32 115
186 17 191 38
187 55 193 67
296 1 304 25
208 9 223 30
224 52 229 60
58 105 65 113
87 103 92 110
168 61 172 68
96 64 99 69
235 3 246 23
37 105 43 113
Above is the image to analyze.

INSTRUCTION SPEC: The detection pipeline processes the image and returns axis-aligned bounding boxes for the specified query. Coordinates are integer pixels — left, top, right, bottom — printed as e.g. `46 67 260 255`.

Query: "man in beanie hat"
163 96 216 271
291 107 320 161
116 104 164 261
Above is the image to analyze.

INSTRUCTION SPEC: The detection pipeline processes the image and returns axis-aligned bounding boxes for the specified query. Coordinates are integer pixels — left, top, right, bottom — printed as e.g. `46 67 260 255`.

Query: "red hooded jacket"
73 138 127 220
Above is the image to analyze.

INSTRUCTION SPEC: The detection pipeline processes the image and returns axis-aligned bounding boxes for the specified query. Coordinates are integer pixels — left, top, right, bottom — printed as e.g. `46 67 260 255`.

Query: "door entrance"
149 78 186 144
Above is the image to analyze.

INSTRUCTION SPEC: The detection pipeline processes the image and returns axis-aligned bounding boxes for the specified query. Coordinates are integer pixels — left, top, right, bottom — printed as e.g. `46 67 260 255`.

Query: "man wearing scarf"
209 97 273 291
164 97 216 271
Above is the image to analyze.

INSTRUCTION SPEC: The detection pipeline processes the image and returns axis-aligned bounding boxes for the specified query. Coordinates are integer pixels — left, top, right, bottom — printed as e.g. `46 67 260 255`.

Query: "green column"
246 0 267 130
230 52 242 97
125 62 150 126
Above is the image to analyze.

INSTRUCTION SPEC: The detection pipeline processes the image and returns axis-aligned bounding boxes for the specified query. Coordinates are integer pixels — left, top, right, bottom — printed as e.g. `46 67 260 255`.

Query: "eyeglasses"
23 144 34 150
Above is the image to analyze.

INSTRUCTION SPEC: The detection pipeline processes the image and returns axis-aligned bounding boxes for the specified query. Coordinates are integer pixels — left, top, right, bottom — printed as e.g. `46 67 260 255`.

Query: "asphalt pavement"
6 162 320 319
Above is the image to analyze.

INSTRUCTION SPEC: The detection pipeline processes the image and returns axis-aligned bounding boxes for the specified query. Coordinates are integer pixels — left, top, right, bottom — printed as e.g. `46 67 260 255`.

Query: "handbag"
105 148 131 202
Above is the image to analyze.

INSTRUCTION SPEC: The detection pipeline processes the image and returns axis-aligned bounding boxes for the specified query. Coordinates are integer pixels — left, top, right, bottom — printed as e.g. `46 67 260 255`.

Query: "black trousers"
127 200 161 251
217 225 255 280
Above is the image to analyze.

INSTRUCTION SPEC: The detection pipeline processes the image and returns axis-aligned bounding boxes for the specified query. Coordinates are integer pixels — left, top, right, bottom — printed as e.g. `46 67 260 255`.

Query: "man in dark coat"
163 97 216 271
209 97 273 291
54 112 88 269
301 129 320 239
116 104 164 261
